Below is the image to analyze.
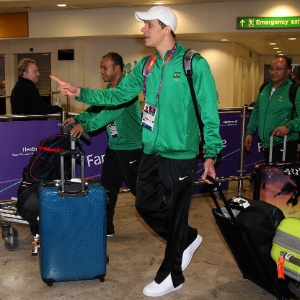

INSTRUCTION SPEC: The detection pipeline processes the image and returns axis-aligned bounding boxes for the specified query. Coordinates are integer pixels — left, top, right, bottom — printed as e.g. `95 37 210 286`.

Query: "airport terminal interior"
1 180 300 300
1 1 300 300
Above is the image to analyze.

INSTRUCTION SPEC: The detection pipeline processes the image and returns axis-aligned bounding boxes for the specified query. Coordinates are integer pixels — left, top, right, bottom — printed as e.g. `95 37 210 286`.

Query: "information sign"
237 17 300 29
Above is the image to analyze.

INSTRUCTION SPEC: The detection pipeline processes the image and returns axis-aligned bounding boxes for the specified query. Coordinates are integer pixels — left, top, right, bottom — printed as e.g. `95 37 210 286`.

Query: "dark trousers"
135 154 198 287
263 140 298 163
101 147 142 232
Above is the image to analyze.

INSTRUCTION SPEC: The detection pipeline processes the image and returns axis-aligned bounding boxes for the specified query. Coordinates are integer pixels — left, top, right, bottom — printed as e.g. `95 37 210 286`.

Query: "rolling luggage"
39 144 107 286
207 176 293 299
271 218 300 283
16 133 70 235
251 136 300 218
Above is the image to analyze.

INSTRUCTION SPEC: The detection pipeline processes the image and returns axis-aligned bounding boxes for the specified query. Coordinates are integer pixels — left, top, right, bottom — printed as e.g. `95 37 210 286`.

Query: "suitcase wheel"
95 275 105 282
12 227 18 237
2 223 20 251
288 279 300 298
5 236 20 251
43 279 54 287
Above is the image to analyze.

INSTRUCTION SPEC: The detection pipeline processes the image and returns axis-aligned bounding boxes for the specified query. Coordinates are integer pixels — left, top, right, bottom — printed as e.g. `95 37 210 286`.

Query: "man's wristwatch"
205 156 217 164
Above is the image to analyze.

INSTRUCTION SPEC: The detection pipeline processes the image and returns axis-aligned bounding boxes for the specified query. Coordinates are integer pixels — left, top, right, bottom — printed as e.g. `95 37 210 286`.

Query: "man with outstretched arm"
51 6 222 297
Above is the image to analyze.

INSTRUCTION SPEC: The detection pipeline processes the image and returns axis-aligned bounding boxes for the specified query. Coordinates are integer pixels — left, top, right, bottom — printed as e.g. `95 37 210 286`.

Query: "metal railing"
191 106 253 191
0 91 70 114
0 106 253 192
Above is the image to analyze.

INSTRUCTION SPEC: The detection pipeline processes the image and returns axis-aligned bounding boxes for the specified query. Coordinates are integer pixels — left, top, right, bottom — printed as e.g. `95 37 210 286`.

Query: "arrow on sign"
240 19 245 27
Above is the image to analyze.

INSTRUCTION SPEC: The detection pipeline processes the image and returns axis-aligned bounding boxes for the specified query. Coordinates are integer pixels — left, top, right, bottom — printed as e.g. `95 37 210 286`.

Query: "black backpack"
22 133 70 180
16 179 40 234
17 133 71 234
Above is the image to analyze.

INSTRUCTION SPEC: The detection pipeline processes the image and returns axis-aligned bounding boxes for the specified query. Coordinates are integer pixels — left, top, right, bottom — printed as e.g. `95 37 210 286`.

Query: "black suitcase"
207 177 293 299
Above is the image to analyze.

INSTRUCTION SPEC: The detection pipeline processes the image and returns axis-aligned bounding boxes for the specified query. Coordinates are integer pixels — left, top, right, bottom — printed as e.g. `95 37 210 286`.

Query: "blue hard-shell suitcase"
39 149 107 286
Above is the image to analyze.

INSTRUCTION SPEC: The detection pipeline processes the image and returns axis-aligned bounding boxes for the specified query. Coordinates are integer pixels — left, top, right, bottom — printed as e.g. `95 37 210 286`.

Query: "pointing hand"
50 75 80 97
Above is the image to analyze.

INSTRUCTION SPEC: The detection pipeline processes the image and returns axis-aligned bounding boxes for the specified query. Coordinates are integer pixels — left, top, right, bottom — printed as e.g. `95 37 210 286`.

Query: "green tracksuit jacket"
74 75 142 151
246 78 300 148
76 42 223 160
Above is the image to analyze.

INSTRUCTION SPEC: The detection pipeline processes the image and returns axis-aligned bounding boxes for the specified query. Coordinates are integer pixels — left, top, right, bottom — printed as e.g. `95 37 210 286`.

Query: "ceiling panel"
0 0 299 56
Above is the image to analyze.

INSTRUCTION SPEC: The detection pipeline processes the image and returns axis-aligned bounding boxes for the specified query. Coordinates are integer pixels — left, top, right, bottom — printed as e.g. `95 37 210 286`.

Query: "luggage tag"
229 197 250 209
277 257 285 279
142 103 157 131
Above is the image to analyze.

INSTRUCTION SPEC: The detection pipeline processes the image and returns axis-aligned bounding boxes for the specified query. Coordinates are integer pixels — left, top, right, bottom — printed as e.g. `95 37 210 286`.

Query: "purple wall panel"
0 111 264 200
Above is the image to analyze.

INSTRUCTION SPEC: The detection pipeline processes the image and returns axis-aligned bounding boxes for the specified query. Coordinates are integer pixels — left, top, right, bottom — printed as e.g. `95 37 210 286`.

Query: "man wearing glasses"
244 55 300 162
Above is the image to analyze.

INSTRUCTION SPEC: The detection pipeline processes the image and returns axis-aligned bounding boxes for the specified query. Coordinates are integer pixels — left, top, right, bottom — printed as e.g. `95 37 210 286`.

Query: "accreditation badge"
142 103 157 131
108 121 118 138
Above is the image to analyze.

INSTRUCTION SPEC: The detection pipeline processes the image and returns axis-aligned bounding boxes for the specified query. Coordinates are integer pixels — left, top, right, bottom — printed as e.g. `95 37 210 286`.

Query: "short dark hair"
102 52 124 72
18 58 37 77
158 20 176 39
275 55 292 69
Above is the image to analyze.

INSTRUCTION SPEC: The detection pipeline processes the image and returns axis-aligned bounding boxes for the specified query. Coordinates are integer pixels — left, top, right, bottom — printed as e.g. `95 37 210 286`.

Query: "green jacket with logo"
76 42 223 159
74 75 142 151
246 78 300 148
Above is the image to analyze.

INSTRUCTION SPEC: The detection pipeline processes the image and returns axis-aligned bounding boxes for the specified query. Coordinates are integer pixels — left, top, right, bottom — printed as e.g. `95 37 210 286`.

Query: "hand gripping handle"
206 175 236 221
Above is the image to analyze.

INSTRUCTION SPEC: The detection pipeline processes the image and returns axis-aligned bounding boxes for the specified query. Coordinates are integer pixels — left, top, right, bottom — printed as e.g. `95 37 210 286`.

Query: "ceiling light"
269 42 276 45
221 39 228 42
288 37 297 41
57 3 67 7
276 50 281 53
273 47 279 50
154 2 164 4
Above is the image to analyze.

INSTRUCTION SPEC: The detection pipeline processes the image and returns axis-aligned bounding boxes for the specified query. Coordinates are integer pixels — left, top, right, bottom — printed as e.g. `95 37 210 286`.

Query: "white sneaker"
143 274 183 297
31 234 40 256
182 234 202 271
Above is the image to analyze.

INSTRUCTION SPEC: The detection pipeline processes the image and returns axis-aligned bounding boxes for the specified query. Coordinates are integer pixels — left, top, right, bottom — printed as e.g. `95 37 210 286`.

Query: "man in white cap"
51 6 222 297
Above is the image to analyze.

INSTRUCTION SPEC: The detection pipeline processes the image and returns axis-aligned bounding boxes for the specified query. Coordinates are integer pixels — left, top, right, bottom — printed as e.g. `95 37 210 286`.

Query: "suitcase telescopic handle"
63 124 91 142
206 175 237 221
269 135 287 163
69 124 91 142
60 149 86 196
280 252 300 267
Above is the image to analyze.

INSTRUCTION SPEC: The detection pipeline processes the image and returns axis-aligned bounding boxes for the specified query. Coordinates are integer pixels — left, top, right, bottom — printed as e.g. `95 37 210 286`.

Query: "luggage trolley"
0 199 29 251
0 123 92 252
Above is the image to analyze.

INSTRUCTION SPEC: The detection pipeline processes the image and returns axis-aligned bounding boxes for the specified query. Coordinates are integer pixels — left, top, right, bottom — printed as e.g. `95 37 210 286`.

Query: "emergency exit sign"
237 17 300 29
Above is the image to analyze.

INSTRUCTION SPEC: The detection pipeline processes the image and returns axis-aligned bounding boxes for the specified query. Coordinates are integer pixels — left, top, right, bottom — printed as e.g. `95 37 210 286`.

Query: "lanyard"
143 55 157 96
143 44 177 101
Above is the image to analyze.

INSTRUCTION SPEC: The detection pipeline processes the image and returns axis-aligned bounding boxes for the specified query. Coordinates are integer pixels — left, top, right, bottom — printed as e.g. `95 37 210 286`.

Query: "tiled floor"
0 181 299 300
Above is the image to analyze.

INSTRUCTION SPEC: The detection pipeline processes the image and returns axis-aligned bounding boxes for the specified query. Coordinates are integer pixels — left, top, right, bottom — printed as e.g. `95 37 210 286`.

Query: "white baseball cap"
135 6 177 32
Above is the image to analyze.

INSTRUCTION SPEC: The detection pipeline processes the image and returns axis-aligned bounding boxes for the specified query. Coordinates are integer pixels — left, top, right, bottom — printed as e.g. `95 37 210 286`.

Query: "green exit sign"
237 16 300 29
